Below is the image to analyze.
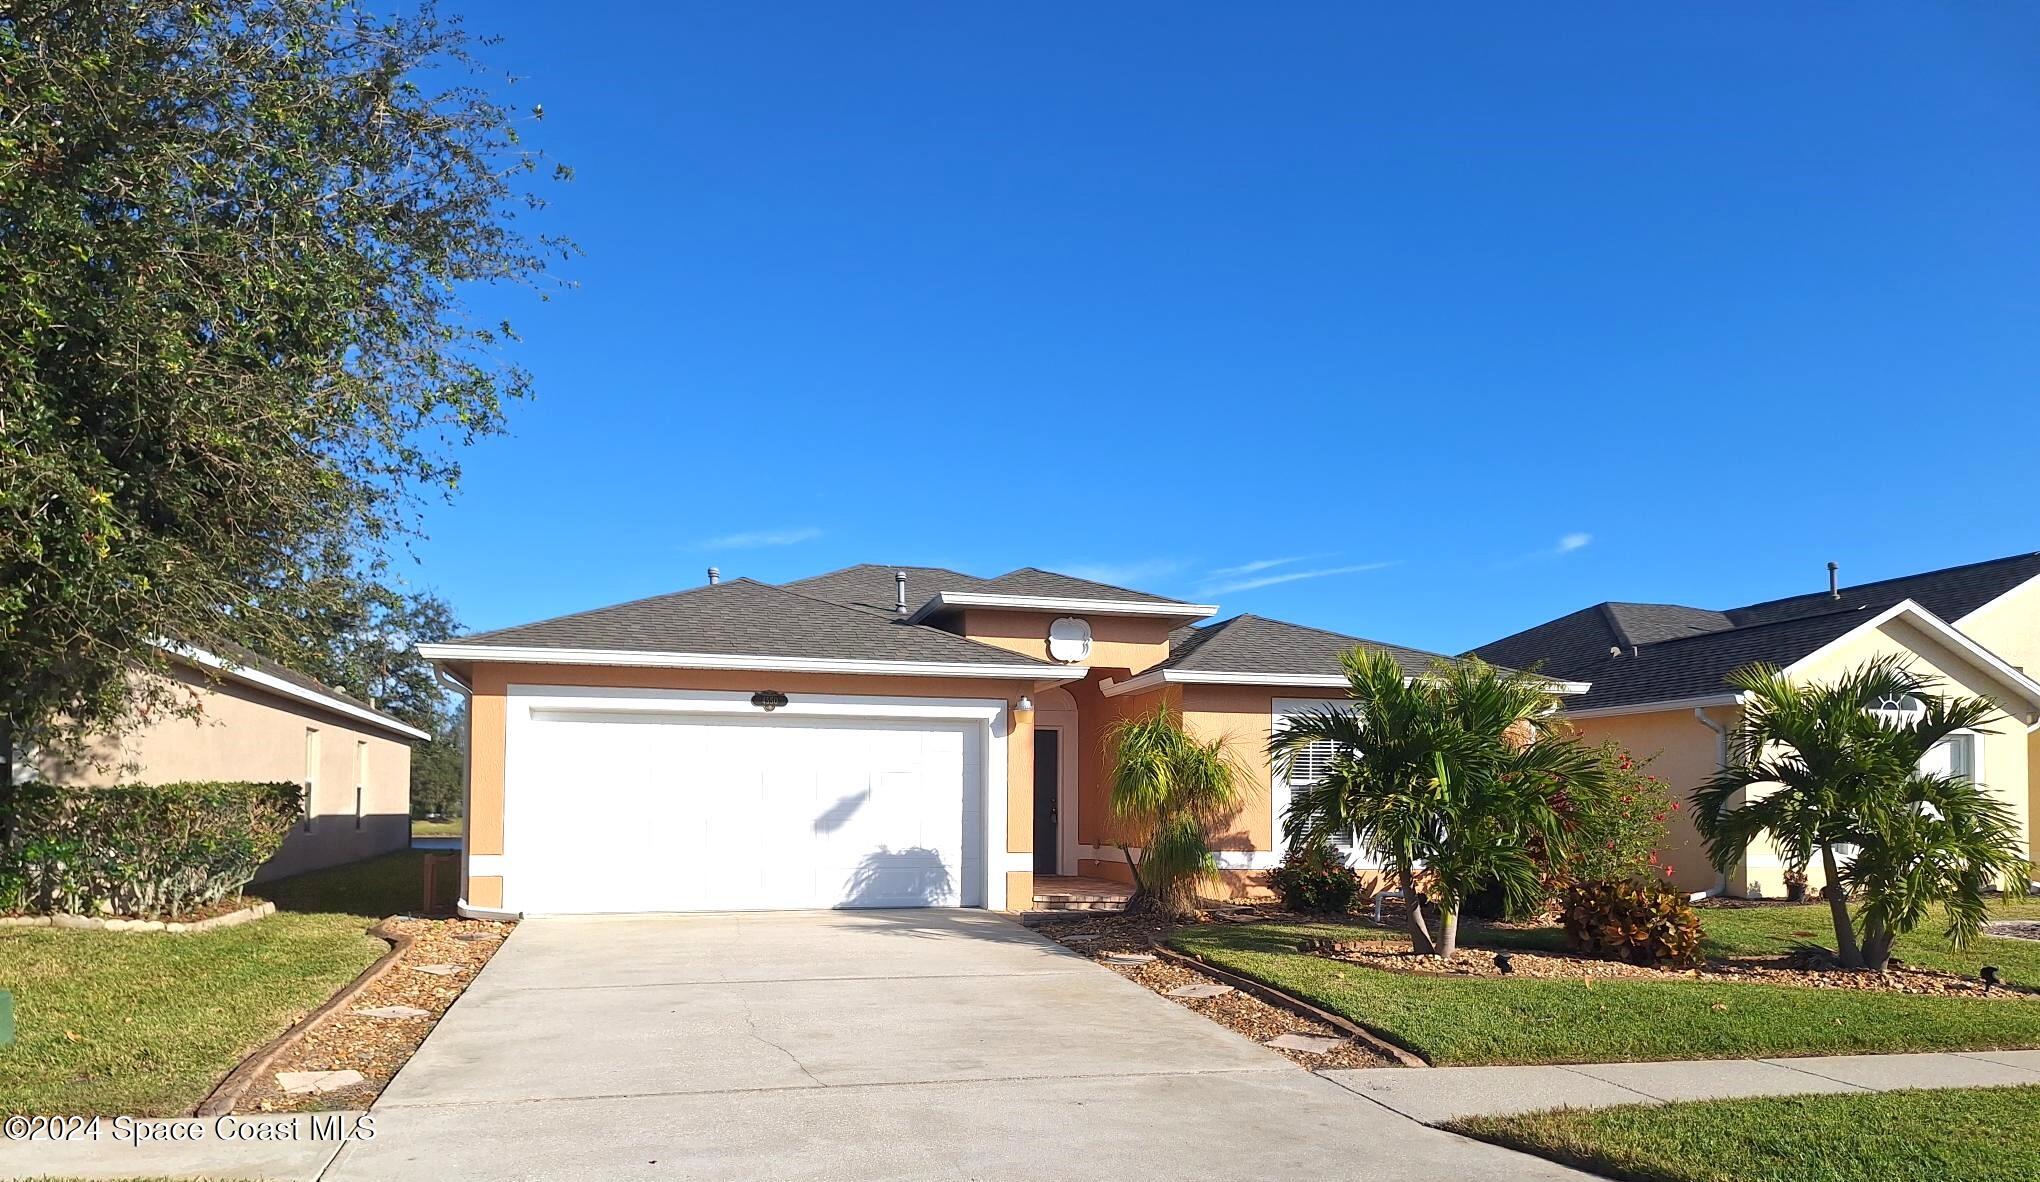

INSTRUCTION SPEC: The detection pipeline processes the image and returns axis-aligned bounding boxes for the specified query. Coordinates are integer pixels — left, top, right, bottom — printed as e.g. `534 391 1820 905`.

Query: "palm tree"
1272 649 1604 956
1105 704 1247 919
1692 656 2028 970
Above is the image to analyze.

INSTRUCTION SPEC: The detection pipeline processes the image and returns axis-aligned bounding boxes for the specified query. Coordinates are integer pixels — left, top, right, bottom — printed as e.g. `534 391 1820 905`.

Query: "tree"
1692 657 2027 970
1272 649 1606 957
0 2 567 782
1105 704 1247 920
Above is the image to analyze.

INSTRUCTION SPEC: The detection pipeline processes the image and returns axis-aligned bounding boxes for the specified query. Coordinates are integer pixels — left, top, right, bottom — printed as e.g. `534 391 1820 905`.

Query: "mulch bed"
1034 910 1395 1069
236 915 514 1112
1304 939 2036 999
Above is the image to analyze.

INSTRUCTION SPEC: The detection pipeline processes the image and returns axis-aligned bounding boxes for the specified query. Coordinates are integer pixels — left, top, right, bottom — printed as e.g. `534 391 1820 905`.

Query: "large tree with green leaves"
1693 657 2028 971
0 2 566 772
1106 704 1247 920
1272 650 1606 956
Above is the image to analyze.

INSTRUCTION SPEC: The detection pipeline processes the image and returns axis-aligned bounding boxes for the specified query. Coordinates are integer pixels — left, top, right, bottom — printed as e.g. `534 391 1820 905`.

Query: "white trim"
417 642 1079 683
162 641 431 741
1783 599 2040 725
497 686 1012 913
904 591 1218 625
466 853 505 877
1214 850 1282 871
1103 667 1591 697
1272 697 1349 867
1562 692 1747 720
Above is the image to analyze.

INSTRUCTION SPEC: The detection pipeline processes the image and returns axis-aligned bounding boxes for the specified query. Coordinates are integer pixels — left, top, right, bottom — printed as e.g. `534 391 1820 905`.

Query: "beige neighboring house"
1476 552 2040 898
27 643 429 881
418 564 1569 918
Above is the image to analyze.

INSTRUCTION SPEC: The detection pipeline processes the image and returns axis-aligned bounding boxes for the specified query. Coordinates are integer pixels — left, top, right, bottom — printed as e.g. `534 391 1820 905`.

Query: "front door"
1032 728 1060 876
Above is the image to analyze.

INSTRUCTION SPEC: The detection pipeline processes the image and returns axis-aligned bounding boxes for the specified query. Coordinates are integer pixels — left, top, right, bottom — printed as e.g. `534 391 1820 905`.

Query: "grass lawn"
409 816 462 839
0 850 428 1116
1456 1085 2040 1182
1168 899 2040 1066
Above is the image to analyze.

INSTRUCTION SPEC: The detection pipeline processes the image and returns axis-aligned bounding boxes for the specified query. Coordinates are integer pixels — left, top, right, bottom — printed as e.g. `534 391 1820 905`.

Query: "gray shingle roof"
1160 614 1453 680
445 578 1058 668
975 567 1200 606
1473 550 2040 712
192 639 424 738
780 564 987 616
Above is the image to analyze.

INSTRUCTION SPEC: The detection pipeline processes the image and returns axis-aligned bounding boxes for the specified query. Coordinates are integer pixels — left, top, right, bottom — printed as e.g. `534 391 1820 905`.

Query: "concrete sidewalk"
1323 1049 2040 1124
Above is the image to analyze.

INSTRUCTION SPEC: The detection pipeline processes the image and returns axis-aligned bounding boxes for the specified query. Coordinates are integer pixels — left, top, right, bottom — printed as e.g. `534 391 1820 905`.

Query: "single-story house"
418 564 1515 917
26 642 428 880
1475 552 2040 896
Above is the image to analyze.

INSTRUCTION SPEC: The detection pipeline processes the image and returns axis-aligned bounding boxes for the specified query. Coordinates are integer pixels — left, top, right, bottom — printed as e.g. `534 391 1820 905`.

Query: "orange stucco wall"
957 610 1173 672
1566 706 1734 893
36 663 415 880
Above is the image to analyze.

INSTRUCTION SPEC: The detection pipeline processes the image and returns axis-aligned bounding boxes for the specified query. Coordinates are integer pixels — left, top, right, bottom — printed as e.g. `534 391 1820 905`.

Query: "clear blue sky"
416 2 2040 655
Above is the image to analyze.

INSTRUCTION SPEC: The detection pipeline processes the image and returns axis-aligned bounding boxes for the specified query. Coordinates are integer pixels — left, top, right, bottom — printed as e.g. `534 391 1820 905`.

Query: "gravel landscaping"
1033 911 1396 1069
1296 937 2037 1000
237 914 513 1113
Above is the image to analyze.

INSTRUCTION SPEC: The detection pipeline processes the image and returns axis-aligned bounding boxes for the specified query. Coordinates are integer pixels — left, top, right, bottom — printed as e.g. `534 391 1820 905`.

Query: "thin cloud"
1201 562 1399 596
1059 559 1189 588
1206 556 1313 578
1556 532 1592 554
697 527 823 549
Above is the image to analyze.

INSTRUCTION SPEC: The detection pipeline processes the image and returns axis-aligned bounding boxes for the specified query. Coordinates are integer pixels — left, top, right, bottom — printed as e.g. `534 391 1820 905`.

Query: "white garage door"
508 705 982 913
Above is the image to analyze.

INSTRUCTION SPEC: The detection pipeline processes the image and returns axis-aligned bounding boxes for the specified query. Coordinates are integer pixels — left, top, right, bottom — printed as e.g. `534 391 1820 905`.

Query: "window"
303 728 320 833
1923 733 1979 785
354 740 368 830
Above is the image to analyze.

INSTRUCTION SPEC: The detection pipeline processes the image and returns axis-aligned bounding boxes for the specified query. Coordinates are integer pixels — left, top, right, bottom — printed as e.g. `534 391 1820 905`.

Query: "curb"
1149 941 1431 1069
195 917 413 1117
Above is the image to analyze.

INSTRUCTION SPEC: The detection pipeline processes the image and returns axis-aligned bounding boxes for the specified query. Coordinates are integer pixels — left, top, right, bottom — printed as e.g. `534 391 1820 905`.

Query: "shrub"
1548 743 1679 888
5 781 302 918
1266 844 1363 914
1558 877 1704 966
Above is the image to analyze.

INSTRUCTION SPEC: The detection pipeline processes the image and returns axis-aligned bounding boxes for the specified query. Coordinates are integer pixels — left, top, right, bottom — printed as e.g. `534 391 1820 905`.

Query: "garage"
497 687 994 914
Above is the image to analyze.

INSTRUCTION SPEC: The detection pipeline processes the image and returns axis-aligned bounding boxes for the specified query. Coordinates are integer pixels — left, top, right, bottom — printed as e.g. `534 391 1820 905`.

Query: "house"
1475 552 2040 897
27 642 429 881
416 564 1493 916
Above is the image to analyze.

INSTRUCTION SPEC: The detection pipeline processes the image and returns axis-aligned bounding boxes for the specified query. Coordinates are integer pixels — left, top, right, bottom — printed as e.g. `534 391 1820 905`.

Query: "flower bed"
0 899 276 933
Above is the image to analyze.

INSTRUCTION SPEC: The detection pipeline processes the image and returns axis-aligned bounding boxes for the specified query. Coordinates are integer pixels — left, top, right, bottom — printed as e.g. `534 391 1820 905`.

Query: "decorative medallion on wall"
1047 617 1093 663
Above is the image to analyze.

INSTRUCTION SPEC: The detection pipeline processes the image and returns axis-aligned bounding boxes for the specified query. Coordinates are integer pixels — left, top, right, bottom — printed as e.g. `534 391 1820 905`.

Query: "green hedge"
4 780 302 918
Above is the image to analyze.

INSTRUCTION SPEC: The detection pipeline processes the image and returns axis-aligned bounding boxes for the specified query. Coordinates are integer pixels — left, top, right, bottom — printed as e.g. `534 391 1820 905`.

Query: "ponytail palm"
1106 705 1246 919
1693 656 2028 970
1273 648 1602 956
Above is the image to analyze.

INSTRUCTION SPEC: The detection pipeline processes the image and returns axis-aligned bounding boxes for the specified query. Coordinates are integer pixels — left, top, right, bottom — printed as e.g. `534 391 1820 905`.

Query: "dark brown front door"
1032 729 1059 876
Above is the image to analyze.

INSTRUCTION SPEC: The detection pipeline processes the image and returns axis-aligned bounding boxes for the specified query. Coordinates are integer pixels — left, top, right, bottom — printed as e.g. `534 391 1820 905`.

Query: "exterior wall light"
750 690 789 712
1015 695 1033 715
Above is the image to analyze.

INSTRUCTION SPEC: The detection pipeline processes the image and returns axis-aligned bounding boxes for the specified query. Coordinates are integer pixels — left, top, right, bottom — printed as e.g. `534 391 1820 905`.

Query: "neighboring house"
417 565 1514 916
1475 552 2040 897
28 642 429 881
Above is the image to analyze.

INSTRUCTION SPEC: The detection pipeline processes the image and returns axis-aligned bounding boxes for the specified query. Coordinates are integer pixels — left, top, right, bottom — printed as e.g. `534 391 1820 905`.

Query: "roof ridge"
1728 551 2040 614
988 565 1190 604
767 580 1061 667
1621 601 1876 652
1237 612 1455 662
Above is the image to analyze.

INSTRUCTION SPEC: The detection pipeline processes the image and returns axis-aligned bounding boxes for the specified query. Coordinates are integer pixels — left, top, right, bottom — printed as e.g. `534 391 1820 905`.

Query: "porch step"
1032 875 1132 913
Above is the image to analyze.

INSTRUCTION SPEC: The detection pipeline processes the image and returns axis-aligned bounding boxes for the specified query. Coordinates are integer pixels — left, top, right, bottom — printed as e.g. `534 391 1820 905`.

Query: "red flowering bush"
1547 742 1679 888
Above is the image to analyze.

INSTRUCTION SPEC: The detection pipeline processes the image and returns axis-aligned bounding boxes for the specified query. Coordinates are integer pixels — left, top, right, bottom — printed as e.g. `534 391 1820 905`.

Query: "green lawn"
0 851 427 1116
1456 1085 2040 1182
409 816 463 839
1167 900 2040 1066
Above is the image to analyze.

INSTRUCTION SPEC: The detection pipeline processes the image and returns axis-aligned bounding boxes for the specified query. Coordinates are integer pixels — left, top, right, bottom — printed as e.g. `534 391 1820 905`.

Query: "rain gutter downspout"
1693 706 1730 899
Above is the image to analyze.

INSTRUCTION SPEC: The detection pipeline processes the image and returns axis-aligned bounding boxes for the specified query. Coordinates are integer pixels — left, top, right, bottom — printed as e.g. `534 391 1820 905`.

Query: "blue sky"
417 3 2040 655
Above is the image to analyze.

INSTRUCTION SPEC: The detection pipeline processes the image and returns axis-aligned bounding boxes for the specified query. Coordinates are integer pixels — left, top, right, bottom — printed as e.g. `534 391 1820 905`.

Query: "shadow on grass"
251 849 431 920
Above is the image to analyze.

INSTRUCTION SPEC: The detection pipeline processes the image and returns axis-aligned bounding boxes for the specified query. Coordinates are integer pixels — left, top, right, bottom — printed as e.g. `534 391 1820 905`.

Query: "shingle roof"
1160 614 1453 679
975 567 1200 606
189 639 424 738
1473 550 2040 712
445 578 1058 668
779 564 987 616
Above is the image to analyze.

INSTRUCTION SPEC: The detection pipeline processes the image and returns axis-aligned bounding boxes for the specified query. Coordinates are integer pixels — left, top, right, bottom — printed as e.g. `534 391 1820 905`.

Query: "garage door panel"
508 707 979 914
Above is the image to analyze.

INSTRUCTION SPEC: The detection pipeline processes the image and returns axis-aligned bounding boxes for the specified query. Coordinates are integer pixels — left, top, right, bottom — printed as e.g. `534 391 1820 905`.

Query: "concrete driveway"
326 911 1586 1181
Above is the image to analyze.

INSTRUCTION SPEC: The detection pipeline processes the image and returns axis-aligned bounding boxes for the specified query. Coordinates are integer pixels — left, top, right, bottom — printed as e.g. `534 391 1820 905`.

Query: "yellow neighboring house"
1477 552 2040 897
25 642 429 881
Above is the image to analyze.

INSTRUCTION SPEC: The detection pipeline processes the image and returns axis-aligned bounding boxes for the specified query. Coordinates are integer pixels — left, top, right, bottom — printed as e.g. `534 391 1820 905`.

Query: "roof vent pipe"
1828 561 1840 599
707 567 720 586
895 570 908 614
